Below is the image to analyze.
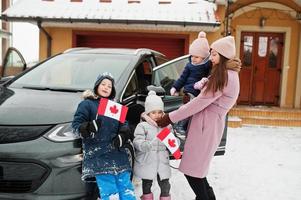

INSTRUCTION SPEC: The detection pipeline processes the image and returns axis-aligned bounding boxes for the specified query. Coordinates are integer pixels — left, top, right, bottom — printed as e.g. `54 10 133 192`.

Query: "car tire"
123 140 135 180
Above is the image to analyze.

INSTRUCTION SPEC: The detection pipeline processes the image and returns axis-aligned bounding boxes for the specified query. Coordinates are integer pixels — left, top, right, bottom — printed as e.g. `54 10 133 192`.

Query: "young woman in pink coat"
157 35 241 200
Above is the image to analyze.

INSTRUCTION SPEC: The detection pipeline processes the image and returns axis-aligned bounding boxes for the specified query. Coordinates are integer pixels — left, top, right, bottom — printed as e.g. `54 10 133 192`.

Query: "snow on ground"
134 126 301 200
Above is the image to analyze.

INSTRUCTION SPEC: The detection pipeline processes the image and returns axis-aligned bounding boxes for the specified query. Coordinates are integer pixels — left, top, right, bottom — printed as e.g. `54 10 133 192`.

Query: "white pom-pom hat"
189 31 210 58
145 90 164 114
210 36 236 59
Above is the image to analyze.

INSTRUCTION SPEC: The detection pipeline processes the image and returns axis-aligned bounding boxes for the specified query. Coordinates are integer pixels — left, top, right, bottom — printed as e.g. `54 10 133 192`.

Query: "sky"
11 0 39 63
133 126 301 200
12 22 39 63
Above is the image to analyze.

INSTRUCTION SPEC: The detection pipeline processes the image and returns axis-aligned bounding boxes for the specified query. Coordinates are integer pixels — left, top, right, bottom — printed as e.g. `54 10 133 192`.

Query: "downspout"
225 0 231 36
37 20 52 58
294 23 301 108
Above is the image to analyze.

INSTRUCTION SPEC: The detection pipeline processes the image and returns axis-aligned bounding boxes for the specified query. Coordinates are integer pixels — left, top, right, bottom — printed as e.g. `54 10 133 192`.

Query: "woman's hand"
157 113 172 127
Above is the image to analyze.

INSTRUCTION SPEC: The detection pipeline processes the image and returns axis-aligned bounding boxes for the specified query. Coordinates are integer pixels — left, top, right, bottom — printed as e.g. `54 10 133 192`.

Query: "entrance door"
238 32 283 106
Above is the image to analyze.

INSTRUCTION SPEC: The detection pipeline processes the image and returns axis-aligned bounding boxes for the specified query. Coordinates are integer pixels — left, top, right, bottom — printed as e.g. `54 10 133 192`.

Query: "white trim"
236 25 291 107
295 25 301 108
118 135 122 148
40 22 220 32
92 120 98 132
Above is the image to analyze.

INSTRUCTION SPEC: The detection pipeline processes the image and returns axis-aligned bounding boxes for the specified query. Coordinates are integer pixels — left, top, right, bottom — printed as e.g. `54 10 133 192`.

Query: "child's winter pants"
142 175 170 197
96 171 135 200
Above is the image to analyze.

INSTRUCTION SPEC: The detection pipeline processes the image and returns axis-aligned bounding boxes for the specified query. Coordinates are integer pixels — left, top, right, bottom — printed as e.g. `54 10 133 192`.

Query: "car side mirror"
0 76 14 85
146 85 166 97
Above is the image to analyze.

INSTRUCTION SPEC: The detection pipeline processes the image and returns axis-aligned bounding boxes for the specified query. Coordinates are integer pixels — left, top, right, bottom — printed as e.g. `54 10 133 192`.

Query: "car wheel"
123 140 135 179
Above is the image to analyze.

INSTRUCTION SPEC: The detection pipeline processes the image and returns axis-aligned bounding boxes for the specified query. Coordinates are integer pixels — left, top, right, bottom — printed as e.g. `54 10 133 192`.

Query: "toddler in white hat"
133 90 172 200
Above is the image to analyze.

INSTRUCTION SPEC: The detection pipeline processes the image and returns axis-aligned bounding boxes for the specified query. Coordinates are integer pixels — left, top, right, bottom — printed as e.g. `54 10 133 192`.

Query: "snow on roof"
1 0 221 32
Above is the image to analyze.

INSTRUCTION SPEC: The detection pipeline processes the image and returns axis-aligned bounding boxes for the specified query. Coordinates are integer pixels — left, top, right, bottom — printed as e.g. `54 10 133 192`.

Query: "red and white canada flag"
157 128 181 160
97 98 128 123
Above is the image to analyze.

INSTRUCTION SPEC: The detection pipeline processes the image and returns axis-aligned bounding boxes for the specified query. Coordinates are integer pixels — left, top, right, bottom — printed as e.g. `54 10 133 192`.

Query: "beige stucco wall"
39 28 72 61
231 8 300 108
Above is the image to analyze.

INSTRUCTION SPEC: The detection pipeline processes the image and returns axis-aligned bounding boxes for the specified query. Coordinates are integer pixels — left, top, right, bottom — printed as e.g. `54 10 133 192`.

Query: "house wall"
40 28 72 60
39 27 224 61
231 8 300 108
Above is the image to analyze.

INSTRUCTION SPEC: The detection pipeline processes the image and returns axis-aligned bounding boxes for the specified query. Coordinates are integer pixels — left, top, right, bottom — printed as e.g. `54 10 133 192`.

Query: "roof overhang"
0 16 220 32
1 0 221 32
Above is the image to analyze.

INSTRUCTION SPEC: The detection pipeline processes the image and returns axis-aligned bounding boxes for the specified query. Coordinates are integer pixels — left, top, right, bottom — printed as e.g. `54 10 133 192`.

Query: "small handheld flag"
97 98 128 123
157 127 181 159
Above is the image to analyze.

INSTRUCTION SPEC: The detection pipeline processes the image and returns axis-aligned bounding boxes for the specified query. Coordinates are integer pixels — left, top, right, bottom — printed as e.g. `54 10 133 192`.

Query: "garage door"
75 32 187 59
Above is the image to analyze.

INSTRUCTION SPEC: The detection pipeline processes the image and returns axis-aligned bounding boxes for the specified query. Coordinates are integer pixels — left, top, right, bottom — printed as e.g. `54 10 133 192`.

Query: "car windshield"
9 53 133 91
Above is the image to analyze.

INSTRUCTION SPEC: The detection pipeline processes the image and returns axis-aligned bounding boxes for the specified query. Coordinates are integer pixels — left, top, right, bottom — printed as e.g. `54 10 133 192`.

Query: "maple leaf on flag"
157 127 181 159
110 105 119 114
98 98 128 123
168 139 176 147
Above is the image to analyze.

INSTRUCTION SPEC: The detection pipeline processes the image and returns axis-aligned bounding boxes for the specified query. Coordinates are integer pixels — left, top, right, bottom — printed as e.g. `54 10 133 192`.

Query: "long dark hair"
204 54 228 94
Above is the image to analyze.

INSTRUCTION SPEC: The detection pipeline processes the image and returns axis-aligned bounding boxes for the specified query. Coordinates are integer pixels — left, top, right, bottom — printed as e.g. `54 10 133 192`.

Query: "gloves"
112 126 131 148
182 93 190 104
112 134 126 148
79 119 101 138
157 113 172 128
170 87 179 96
194 77 209 90
140 141 152 152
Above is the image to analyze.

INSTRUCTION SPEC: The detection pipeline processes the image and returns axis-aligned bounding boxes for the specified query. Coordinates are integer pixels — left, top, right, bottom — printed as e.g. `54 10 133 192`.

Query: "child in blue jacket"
170 31 211 133
72 72 135 200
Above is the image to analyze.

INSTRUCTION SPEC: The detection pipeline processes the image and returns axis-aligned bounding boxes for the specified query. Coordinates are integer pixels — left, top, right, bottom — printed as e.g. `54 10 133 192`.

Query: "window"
2 49 25 77
10 53 132 90
136 60 153 94
268 37 279 68
155 55 169 66
123 74 138 99
243 36 253 67
154 56 188 95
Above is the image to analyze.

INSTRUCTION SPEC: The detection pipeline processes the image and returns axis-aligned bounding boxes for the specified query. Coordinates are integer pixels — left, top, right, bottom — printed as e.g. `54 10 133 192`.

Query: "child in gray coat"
133 91 172 200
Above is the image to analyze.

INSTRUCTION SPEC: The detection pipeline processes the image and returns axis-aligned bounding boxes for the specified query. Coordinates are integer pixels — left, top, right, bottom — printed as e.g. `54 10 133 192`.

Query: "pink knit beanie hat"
210 36 236 59
189 31 210 58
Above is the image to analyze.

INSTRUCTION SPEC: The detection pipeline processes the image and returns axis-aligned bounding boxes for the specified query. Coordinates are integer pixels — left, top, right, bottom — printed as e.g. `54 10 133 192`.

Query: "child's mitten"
194 77 209 90
112 134 126 148
170 87 179 96
112 125 131 148
79 119 101 138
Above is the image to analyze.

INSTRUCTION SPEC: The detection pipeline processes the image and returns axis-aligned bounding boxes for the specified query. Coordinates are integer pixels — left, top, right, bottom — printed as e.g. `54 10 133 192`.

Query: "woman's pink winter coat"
169 70 240 178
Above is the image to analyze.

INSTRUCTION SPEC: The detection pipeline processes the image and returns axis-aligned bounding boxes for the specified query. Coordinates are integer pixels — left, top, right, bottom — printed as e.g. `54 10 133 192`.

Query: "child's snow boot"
141 193 153 200
160 196 171 200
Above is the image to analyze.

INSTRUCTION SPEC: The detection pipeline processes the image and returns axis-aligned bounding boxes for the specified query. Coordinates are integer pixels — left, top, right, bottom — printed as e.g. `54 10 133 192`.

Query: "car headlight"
44 122 79 142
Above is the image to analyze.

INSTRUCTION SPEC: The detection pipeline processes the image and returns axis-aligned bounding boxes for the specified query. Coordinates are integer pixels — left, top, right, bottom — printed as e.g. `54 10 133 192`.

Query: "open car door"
0 47 26 84
153 55 228 156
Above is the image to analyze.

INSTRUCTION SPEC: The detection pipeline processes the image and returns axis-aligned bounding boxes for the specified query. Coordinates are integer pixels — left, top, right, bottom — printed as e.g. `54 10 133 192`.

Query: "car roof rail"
63 47 92 54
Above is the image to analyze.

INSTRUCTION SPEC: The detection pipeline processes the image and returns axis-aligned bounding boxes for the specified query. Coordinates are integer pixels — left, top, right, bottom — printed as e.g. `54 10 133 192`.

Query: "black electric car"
0 47 227 200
